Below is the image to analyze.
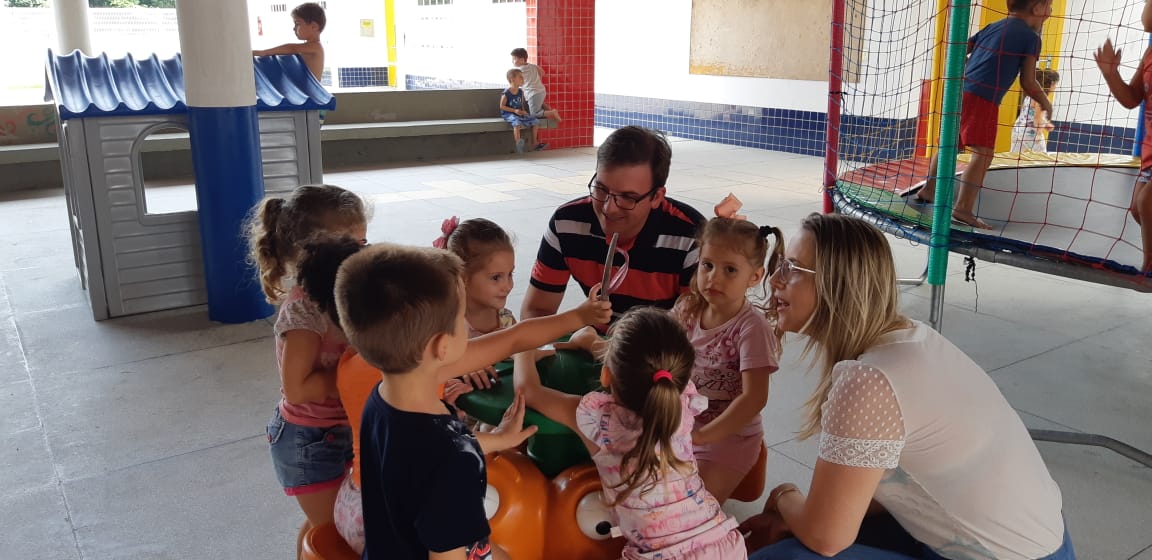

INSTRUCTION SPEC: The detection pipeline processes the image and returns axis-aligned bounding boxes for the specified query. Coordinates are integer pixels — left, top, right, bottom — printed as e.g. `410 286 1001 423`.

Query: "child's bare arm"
511 353 598 453
1031 99 1050 129
1019 57 1053 118
438 287 611 380
1096 40 1146 109
692 366 773 445
280 330 338 403
253 42 321 57
475 391 538 454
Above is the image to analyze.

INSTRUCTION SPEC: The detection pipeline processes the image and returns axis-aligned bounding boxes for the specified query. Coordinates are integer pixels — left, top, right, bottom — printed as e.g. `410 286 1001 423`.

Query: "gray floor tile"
35 338 280 480
994 340 1152 451
919 264 1150 338
1038 441 1152 560
0 227 75 271
2 265 91 315
0 380 40 435
15 306 270 376
899 293 1077 372
66 436 299 560
0 427 56 500
1130 546 1152 560
0 315 29 386
0 485 80 560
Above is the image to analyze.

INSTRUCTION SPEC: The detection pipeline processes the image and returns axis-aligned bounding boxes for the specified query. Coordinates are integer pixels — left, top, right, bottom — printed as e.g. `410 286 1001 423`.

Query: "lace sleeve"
818 362 906 469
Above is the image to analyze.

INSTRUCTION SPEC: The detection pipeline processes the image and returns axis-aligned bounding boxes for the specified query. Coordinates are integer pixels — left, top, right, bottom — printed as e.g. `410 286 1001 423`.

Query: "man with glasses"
522 126 706 324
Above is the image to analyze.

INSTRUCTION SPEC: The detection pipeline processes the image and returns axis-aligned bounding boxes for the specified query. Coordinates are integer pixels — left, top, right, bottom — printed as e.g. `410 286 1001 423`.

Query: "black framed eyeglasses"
587 174 657 211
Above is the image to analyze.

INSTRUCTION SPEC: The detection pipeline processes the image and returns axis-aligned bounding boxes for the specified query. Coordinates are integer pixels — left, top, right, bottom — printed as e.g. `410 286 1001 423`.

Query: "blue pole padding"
188 106 273 323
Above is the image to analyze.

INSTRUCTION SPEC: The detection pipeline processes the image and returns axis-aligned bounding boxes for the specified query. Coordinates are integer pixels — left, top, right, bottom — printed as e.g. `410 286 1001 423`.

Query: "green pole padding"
928 0 973 286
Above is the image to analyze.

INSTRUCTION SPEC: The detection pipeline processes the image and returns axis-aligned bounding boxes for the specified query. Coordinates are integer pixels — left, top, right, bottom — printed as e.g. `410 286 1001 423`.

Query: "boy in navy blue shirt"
333 243 611 560
911 0 1053 228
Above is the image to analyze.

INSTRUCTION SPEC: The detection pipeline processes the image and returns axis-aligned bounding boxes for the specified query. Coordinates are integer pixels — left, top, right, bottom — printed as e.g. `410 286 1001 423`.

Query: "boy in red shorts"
912 0 1054 229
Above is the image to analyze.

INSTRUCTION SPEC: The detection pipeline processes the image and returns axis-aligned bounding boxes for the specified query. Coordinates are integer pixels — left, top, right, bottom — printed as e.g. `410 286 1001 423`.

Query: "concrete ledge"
0 143 58 165
0 118 559 167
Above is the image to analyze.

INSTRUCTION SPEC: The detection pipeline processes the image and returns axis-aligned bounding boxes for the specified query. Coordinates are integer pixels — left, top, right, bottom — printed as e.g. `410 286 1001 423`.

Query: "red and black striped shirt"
529 196 706 322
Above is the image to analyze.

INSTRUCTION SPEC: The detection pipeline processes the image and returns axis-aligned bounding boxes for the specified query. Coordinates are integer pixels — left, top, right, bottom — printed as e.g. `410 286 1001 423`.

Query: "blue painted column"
176 0 272 323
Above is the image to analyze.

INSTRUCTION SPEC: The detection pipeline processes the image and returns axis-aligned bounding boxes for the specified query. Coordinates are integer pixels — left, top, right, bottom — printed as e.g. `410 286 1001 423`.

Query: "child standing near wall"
511 47 562 123
253 2 327 81
1096 0 1152 273
911 0 1054 229
501 68 541 153
1010 68 1060 153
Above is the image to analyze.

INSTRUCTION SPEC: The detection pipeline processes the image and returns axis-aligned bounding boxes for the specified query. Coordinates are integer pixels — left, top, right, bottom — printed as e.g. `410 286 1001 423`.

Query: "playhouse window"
140 127 198 216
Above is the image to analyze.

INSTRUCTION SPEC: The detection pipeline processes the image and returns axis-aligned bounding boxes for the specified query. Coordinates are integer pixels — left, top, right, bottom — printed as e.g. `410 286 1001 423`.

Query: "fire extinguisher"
258 16 263 36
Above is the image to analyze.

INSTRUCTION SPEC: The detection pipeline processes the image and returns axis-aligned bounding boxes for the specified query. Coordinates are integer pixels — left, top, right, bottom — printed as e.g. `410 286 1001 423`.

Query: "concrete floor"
2 131 1150 559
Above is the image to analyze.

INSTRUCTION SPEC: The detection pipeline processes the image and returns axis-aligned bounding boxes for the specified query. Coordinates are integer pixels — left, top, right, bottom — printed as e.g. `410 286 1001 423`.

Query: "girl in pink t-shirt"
515 307 746 559
246 184 369 555
673 217 784 503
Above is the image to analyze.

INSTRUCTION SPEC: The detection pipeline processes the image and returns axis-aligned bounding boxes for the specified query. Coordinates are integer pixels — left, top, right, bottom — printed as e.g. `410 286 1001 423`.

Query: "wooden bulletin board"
689 0 862 82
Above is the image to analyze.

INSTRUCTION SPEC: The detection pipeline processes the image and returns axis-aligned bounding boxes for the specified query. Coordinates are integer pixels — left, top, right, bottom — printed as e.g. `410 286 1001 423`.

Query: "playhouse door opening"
141 126 198 216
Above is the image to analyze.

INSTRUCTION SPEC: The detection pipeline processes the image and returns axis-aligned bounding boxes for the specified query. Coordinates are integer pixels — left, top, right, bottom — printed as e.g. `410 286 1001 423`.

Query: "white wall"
595 0 827 112
395 0 527 87
595 0 935 119
1052 0 1146 129
839 0 938 121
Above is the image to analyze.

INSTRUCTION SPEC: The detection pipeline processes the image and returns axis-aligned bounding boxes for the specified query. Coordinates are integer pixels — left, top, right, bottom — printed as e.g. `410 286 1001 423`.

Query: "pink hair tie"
714 193 747 221
432 216 460 249
652 370 673 383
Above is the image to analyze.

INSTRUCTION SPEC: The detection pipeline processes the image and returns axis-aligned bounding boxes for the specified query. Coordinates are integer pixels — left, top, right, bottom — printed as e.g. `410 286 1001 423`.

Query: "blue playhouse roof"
45 49 336 120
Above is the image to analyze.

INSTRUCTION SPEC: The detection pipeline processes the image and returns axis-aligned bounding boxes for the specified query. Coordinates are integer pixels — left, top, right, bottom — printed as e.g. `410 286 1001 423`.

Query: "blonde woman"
743 214 1075 560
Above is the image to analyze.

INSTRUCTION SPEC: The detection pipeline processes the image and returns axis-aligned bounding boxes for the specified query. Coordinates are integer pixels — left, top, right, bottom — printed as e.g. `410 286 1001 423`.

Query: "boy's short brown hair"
510 48 529 60
335 243 462 373
506 68 523 83
293 2 327 32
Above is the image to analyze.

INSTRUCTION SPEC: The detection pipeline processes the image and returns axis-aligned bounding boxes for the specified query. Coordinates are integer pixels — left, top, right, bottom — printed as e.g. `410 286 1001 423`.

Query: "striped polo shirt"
529 196 706 322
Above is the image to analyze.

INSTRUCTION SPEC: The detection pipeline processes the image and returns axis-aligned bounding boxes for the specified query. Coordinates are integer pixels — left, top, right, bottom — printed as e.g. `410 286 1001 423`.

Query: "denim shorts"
266 407 353 496
1138 167 1152 183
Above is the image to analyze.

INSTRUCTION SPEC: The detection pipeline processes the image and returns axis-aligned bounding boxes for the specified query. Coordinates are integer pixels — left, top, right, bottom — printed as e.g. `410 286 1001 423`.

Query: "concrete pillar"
52 0 92 55
176 0 272 323
526 0 595 149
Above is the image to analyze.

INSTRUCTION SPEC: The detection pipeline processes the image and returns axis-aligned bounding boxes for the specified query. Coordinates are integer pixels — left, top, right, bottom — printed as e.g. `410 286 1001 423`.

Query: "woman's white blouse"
817 321 1065 560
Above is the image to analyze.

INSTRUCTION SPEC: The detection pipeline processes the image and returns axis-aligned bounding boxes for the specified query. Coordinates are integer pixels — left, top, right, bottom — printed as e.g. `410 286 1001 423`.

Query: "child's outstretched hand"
488 391 539 451
554 326 602 354
577 284 613 326
1095 38 1122 75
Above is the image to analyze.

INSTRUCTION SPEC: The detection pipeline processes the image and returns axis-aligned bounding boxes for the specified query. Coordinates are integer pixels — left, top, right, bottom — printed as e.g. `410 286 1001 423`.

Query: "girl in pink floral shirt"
247 184 369 555
673 217 784 503
515 307 745 559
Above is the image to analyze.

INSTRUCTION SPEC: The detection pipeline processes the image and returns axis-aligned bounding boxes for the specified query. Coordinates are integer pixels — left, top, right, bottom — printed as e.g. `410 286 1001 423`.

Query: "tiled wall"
527 0 594 149
1049 122 1136 155
595 93 1139 163
337 67 390 88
